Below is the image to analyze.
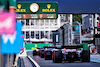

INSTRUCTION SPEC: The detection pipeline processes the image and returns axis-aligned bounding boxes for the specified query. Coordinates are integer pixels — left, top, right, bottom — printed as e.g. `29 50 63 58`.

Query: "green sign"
16 2 58 18
25 43 53 50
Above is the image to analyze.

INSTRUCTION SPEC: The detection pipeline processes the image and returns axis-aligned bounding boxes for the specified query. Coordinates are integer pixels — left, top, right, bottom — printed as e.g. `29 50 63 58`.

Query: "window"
40 20 44 26
26 19 29 25
31 31 34 38
50 19 55 26
50 32 52 39
36 31 39 39
21 20 24 26
31 20 35 25
41 31 44 38
45 20 49 26
26 31 29 39
45 31 49 39
55 20 57 25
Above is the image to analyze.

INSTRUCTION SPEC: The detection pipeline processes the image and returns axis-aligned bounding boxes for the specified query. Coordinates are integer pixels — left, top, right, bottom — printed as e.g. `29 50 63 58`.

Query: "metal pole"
44 20 45 39
79 23 82 44
0 36 1 67
70 14 73 45
0 36 4 67
95 14 98 34
29 19 31 43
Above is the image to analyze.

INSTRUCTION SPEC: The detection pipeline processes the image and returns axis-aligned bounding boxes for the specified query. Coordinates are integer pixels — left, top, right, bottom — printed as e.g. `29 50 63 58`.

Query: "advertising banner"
1 22 24 54
0 13 16 35
75 25 79 32
16 2 58 18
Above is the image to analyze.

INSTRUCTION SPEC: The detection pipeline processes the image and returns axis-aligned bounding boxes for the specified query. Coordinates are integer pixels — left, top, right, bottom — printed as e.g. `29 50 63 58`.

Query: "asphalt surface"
19 57 36 67
27 51 100 67
19 57 25 67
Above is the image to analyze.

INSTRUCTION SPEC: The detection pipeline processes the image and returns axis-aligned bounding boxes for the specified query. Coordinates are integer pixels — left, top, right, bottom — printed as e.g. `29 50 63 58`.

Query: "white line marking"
28 56 40 67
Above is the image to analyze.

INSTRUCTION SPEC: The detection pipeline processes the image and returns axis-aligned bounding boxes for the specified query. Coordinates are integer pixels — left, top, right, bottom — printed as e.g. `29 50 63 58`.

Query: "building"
17 14 71 43
81 14 94 43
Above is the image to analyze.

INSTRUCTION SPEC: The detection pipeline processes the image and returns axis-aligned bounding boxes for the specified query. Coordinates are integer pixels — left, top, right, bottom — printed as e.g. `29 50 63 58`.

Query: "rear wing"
37 48 42 49
55 45 83 49
43 45 83 49
43 46 57 48
61 45 83 49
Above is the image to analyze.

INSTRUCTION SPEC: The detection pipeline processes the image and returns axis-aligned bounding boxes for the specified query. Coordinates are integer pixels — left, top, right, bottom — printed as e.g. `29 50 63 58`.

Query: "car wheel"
81 50 90 62
53 49 62 63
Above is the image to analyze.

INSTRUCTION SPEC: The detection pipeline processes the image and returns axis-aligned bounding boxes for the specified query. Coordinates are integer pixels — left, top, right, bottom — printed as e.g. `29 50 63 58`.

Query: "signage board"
1 22 24 54
17 0 100 14
0 12 16 35
16 2 58 18
75 25 79 32
16 14 56 19
25 43 53 50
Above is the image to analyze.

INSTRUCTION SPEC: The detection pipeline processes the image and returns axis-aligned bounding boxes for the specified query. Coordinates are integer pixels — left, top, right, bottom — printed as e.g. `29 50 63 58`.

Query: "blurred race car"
33 50 38 56
43 46 56 60
52 45 90 63
33 48 41 56
39 48 45 58
38 46 56 59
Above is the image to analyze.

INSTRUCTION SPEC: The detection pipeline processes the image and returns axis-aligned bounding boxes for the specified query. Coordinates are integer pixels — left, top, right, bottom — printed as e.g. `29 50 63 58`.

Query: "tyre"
53 49 62 63
38 50 41 56
52 52 54 62
81 50 90 62
33 51 37 56
40 50 45 58
45 51 52 60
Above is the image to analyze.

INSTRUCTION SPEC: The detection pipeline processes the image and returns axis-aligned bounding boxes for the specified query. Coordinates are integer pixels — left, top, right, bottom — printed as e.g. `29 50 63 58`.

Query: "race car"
43 46 57 60
39 48 45 58
32 48 45 57
33 50 37 56
38 46 56 59
52 45 90 63
33 48 41 56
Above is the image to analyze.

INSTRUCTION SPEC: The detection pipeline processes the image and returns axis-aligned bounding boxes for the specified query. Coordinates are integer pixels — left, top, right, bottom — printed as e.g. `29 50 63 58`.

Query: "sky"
16 0 100 14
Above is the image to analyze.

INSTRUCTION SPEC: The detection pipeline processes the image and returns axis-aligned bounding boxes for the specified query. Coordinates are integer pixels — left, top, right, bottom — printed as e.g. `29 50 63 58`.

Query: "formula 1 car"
52 45 90 63
38 46 56 59
39 48 45 58
33 50 37 56
33 48 41 56
43 46 57 60
32 48 45 57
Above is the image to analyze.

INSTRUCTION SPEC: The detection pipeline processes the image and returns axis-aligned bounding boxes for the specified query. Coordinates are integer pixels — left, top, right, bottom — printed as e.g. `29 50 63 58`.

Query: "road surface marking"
28 56 40 67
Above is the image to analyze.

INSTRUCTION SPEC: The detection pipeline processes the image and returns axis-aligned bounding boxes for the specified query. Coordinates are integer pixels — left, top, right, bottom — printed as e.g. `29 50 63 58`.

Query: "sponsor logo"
0 17 13 29
1 22 24 54
16 4 26 12
2 32 16 44
42 4 56 12
0 13 15 35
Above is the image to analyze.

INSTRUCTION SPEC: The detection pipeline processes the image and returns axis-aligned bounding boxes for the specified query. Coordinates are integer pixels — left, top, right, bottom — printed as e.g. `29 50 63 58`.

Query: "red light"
21 35 24 37
20 47 24 51
64 48 66 51
45 48 48 50
20 47 24 49
21 50 24 51
36 56 38 59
